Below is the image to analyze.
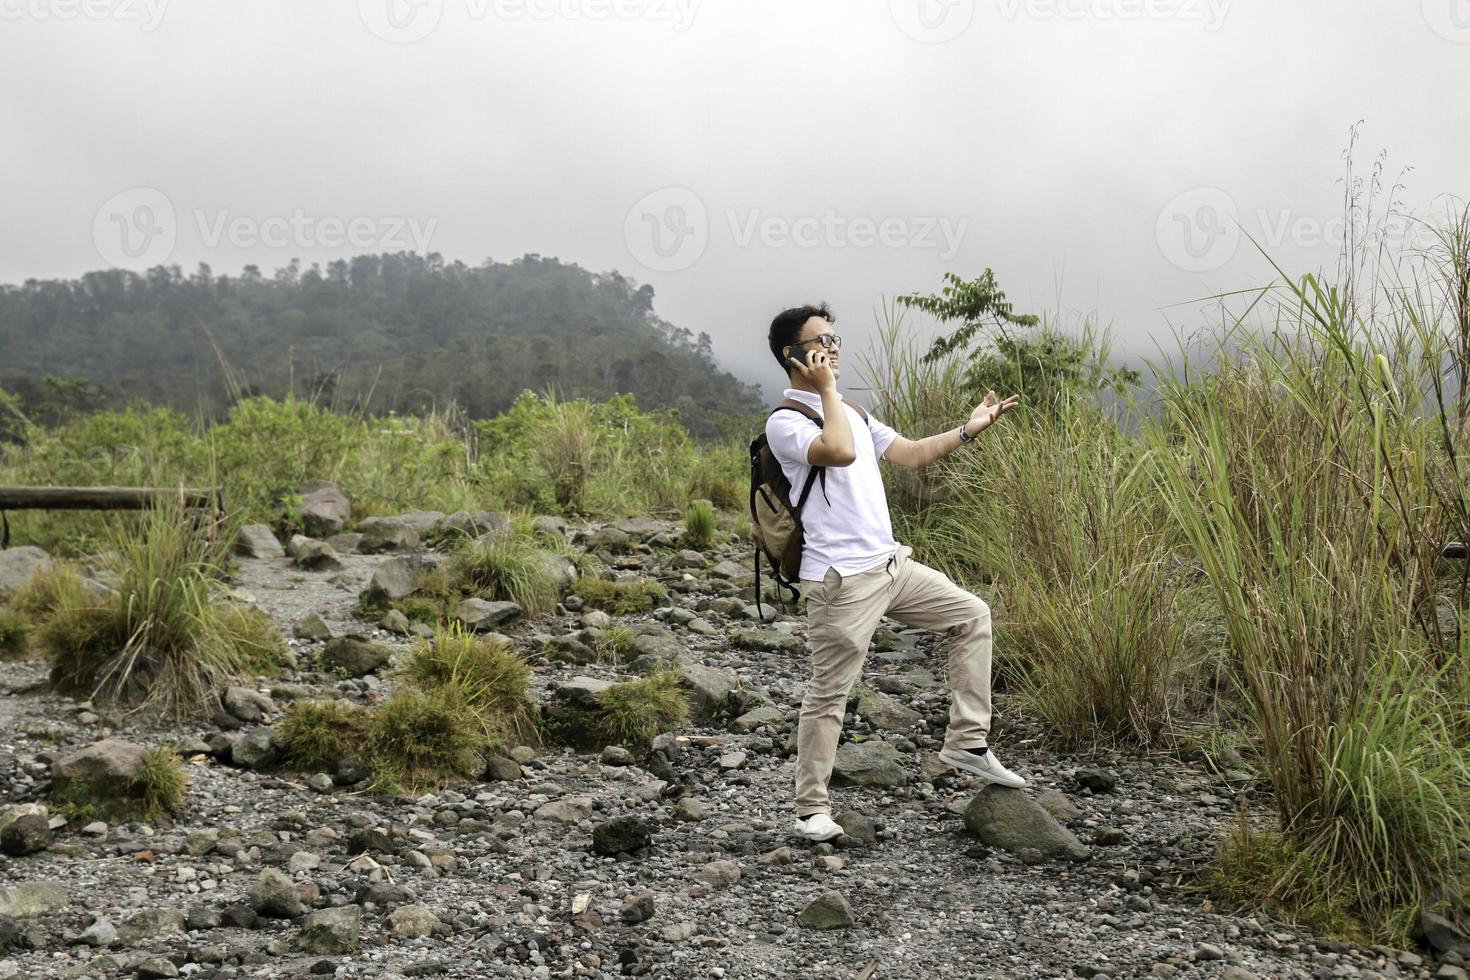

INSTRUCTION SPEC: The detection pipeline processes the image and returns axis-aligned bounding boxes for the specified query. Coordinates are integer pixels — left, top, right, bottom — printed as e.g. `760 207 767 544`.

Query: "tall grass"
860 310 1205 747
1147 247 1470 937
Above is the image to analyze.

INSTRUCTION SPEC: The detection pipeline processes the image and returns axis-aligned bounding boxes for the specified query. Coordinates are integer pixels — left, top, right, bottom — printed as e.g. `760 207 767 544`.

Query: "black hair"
768 302 835 375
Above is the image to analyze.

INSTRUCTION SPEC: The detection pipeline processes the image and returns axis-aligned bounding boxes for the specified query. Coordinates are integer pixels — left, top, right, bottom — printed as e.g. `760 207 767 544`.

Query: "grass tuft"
574 576 666 615
275 699 369 772
591 672 690 753
681 499 717 550
366 686 485 794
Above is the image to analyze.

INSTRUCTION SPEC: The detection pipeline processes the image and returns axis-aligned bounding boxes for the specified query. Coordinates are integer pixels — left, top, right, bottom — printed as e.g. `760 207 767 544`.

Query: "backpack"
748 397 869 618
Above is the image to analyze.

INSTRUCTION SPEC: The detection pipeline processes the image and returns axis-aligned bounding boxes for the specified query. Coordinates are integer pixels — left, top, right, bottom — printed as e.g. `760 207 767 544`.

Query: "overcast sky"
3 0 1467 399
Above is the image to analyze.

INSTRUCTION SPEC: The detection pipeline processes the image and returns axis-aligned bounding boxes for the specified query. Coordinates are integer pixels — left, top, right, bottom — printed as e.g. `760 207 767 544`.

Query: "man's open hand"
964 390 1021 437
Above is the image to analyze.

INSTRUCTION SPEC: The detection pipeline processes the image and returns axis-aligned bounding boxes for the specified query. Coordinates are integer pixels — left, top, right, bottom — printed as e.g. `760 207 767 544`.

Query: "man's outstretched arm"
881 390 1021 469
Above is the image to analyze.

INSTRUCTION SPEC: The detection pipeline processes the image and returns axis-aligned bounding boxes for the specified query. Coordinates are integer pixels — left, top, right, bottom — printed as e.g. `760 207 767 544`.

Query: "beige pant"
795 544 993 817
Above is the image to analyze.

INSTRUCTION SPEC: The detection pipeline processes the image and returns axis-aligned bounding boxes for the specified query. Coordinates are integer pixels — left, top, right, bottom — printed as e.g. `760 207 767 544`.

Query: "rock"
0 881 68 918
620 890 656 925
223 686 275 724
708 559 750 582
300 906 360 954
483 756 522 781
730 627 804 654
456 598 523 631
1194 943 1225 961
588 526 634 552
235 524 286 559
1075 767 1118 794
299 482 350 538
443 510 505 538
134 957 179 979
691 860 741 890
1094 826 1127 845
831 741 909 787
379 608 412 635
356 517 419 553
293 539 344 571
366 555 437 602
229 729 279 770
1422 909 1470 956
672 659 743 722
852 685 922 732
797 891 853 930
717 751 747 770
386 905 442 938
534 798 593 824
552 676 615 711
962 786 1091 862
249 868 304 918
631 628 683 662
672 798 708 822
0 814 50 856
833 811 878 846
0 546 51 599
319 637 391 677
672 549 706 569
601 745 635 766
293 614 334 641
117 908 185 944
1035 789 1083 824
729 704 784 734
593 816 652 856
78 918 117 946
50 739 150 816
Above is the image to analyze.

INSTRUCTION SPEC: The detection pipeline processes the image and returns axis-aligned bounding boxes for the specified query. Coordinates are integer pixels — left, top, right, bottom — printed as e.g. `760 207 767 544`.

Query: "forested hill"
0 252 762 437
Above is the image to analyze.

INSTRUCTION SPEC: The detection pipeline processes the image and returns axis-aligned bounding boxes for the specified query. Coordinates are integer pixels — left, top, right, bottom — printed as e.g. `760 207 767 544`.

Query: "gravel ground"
0 519 1445 980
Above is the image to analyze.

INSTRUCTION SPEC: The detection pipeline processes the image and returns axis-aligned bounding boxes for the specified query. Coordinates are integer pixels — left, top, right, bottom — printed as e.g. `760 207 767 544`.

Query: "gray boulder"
367 554 437 602
852 685 922 732
0 546 50 599
797 891 853 930
51 739 149 804
456 598 523 631
0 814 50 856
319 637 391 677
234 524 285 559
229 729 279 770
672 659 742 723
831 741 909 787
0 881 67 918
300 905 361 954
962 785 1091 862
249 868 303 918
356 517 418 554
300 481 351 538
592 816 652 855
292 539 343 571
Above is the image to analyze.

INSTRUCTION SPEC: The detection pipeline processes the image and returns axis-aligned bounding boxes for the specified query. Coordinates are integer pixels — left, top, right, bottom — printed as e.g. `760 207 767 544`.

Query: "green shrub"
592 672 690 753
366 686 485 794
450 526 562 617
593 625 638 664
404 625 538 746
52 745 189 823
0 607 29 659
40 492 255 717
200 603 289 677
681 499 717 550
575 576 666 615
276 700 369 771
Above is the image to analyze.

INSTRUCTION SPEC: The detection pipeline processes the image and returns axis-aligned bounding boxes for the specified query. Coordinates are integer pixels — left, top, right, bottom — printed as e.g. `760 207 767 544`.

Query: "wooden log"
0 486 224 511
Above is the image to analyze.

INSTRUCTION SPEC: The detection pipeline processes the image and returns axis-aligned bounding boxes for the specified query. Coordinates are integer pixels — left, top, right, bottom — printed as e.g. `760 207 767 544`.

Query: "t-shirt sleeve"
866 413 899 459
766 411 822 466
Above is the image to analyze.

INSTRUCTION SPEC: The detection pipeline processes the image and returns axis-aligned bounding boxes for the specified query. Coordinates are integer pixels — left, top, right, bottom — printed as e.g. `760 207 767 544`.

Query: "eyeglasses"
792 333 842 352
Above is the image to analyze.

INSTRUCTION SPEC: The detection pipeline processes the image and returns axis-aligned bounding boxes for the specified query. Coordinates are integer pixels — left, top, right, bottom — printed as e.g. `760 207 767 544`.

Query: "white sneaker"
938 746 1027 788
793 812 844 843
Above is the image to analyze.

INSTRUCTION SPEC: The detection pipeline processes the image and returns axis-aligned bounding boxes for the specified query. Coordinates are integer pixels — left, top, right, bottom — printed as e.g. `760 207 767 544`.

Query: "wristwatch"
958 424 976 444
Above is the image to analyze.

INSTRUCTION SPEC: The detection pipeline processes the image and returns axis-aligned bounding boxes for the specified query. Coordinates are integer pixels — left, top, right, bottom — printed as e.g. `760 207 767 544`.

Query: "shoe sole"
938 750 1027 788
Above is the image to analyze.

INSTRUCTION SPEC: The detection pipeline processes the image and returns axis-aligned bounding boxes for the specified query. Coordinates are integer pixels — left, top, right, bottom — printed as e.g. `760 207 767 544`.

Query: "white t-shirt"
764 387 900 582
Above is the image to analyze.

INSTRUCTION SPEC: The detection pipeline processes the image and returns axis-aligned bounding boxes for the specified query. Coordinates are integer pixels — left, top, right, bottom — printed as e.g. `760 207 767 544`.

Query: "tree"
897 270 1139 412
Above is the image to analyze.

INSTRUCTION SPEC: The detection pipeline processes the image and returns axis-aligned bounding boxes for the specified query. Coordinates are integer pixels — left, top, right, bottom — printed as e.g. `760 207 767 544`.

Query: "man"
764 302 1025 844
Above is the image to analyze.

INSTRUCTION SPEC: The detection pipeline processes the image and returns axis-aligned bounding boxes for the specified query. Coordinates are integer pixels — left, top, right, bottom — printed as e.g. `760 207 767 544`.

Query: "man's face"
786 316 841 379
